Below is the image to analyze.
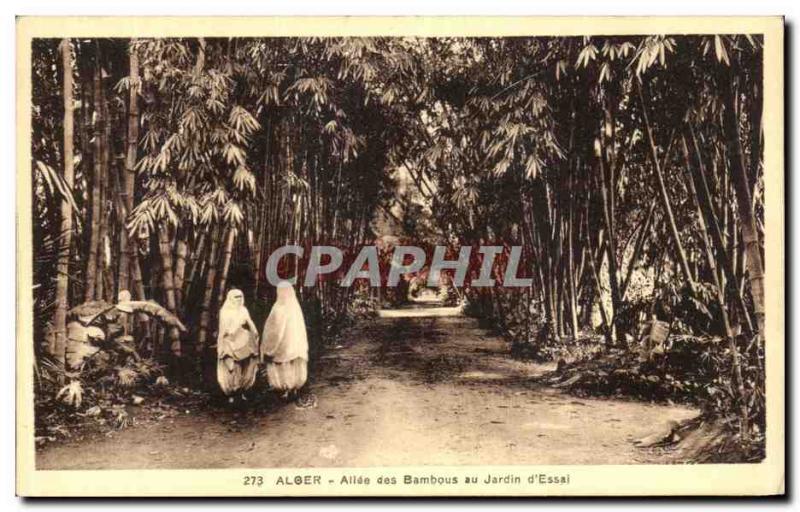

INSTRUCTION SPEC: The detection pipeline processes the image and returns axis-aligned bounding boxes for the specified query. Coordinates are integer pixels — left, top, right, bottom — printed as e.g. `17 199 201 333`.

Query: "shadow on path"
37 301 699 469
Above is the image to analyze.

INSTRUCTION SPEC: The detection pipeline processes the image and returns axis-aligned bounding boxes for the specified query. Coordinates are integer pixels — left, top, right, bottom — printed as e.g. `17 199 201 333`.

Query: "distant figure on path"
216 289 260 401
261 282 310 403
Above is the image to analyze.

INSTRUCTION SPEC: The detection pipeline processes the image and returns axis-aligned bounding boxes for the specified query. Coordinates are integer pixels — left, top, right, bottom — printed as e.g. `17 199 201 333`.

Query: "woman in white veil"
217 289 259 401
261 281 309 402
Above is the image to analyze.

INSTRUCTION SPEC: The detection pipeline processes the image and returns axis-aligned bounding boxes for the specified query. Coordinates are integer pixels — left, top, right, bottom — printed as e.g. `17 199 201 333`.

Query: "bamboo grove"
32 36 765 437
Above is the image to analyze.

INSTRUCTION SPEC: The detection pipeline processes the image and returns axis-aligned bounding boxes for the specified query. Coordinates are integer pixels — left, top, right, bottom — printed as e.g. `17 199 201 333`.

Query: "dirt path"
37 302 699 469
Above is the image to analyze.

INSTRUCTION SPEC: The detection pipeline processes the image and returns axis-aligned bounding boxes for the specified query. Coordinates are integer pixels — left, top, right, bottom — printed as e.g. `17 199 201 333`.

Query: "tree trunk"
128 63 147 302
119 41 139 296
597 147 620 345
184 231 207 299
586 224 612 344
173 229 188 311
620 202 656 300
216 228 237 308
84 47 103 301
96 81 111 301
637 81 695 294
158 225 181 356
720 69 765 335
117 176 129 295
197 228 221 352
49 38 75 368
567 206 579 337
685 147 750 438
682 125 753 333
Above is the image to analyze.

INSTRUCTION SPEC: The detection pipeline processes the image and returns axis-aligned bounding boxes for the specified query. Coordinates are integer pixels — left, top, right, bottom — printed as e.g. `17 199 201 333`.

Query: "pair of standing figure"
216 282 308 402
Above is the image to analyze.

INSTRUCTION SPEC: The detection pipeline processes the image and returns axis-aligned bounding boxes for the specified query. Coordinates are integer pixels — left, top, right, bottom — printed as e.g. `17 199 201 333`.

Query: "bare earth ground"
37 300 699 469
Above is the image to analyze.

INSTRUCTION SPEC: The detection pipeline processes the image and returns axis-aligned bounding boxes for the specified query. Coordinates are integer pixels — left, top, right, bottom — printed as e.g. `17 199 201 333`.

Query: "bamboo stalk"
683 126 753 333
685 144 751 438
157 225 181 356
49 38 76 368
720 68 765 336
84 45 103 302
637 80 695 295
197 227 221 352
96 77 111 301
119 40 140 297
216 227 237 308
173 229 188 311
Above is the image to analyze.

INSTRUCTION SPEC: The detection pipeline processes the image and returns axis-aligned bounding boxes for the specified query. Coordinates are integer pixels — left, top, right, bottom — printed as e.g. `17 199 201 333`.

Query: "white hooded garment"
261 282 308 391
261 282 309 362
216 289 259 395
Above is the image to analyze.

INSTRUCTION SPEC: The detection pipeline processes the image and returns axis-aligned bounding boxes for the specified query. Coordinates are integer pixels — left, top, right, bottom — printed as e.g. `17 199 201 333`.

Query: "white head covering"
276 280 299 305
218 288 251 342
261 282 308 362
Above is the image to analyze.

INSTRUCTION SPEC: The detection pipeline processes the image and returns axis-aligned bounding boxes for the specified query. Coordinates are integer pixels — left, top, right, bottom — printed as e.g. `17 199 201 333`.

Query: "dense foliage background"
31 36 765 456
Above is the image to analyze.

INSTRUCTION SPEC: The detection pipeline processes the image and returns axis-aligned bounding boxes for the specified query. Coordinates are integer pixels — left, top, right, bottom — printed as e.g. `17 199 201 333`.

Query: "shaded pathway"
37 302 698 469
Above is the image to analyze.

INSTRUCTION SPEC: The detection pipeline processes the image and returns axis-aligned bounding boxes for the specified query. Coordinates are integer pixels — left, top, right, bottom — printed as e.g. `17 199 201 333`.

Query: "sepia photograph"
15 16 784 497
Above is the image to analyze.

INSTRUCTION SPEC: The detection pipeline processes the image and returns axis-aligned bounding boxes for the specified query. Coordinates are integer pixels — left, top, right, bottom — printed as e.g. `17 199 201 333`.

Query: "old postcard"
16 16 784 497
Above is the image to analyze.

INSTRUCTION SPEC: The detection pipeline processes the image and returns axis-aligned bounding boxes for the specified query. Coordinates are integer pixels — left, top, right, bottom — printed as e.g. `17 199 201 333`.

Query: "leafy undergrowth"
669 417 766 463
34 298 199 447
35 375 209 448
537 334 765 463
542 337 716 403
35 296 369 448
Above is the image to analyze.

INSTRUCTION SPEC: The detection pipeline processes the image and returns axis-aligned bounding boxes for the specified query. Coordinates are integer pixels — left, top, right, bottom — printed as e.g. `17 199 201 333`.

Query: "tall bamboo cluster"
32 35 765 432
33 37 410 365
402 36 765 434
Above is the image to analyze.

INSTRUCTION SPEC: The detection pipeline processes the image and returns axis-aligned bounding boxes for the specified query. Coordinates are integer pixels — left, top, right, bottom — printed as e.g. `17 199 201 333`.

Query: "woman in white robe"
261 282 309 398
216 289 260 398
